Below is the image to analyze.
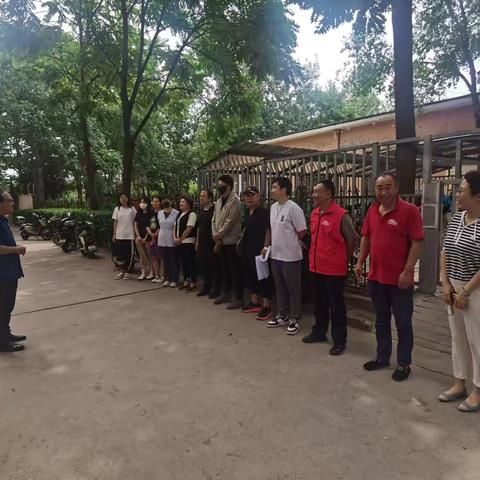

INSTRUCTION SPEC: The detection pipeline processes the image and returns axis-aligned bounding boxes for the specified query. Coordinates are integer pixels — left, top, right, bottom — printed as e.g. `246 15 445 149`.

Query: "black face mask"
218 185 227 195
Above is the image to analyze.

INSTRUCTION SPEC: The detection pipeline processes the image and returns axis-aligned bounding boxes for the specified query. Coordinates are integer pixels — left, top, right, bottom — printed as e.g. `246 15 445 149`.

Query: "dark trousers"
0 279 18 344
179 243 197 283
220 244 242 300
159 247 179 283
116 239 135 273
311 273 347 346
368 280 414 366
198 247 220 294
242 254 272 300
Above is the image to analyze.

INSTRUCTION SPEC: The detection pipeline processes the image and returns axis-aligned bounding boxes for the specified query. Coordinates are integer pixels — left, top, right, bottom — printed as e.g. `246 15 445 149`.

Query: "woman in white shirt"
174 196 198 292
158 199 179 287
112 193 137 280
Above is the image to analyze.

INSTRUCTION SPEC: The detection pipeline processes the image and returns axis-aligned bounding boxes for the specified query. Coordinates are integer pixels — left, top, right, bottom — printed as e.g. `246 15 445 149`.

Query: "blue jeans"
159 247 179 283
367 280 414 366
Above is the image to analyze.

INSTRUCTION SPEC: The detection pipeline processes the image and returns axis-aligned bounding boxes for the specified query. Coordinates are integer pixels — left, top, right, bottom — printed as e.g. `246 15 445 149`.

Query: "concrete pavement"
0 235 478 480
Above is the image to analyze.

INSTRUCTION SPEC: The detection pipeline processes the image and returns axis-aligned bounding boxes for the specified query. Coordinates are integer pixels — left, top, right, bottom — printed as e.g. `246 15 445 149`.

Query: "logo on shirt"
387 219 398 226
321 220 330 227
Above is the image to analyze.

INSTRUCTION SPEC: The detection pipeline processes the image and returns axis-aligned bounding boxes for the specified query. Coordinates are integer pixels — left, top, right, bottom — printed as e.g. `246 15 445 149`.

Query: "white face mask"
139 203 148 210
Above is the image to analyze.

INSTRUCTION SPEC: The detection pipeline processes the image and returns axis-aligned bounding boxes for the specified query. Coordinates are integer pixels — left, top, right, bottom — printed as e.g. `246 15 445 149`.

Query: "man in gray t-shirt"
262 177 307 336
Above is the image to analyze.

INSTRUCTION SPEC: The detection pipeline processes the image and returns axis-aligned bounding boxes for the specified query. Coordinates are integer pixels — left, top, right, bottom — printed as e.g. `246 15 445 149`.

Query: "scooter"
19 213 53 240
77 217 97 258
58 214 97 257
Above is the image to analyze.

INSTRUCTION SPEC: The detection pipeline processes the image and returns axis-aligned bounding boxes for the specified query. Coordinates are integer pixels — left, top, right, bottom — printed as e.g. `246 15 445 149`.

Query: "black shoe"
208 291 220 300
9 333 27 342
392 365 411 382
227 299 243 310
213 294 230 305
0 342 25 353
302 332 328 344
197 290 209 297
363 359 390 371
329 344 346 356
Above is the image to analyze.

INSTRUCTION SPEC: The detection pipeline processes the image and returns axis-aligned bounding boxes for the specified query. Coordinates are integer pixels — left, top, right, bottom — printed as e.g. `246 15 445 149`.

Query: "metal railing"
199 130 480 293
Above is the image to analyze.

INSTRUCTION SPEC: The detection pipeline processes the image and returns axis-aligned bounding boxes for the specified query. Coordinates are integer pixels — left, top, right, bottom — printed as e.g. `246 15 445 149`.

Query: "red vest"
309 202 348 276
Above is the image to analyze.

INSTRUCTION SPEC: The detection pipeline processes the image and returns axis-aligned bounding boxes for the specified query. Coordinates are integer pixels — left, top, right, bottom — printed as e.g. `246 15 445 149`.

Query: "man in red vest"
355 173 424 382
303 180 359 355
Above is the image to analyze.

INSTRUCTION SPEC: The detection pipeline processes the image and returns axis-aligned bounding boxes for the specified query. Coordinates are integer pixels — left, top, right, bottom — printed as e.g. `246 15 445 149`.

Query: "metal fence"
198 130 480 293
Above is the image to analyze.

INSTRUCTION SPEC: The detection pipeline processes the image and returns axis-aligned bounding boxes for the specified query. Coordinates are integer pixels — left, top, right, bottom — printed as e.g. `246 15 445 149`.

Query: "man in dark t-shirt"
240 186 273 321
196 189 220 297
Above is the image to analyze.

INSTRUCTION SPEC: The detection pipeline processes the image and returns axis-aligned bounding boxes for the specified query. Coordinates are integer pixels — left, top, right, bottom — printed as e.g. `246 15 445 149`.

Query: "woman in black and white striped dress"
440 170 480 413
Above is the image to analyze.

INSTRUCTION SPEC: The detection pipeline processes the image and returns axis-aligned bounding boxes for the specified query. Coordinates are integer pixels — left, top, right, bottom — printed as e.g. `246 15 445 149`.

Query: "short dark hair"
318 179 335 198
272 177 292 196
464 170 480 196
218 175 234 188
180 196 194 210
375 172 398 184
0 191 6 203
161 198 171 209
200 189 213 200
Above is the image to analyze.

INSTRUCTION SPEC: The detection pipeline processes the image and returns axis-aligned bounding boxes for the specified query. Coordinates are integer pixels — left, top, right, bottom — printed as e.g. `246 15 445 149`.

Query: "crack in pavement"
12 286 161 317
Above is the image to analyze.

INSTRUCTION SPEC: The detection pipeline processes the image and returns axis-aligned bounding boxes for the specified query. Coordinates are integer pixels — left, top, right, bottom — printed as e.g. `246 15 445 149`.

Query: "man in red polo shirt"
355 173 424 381
303 180 359 355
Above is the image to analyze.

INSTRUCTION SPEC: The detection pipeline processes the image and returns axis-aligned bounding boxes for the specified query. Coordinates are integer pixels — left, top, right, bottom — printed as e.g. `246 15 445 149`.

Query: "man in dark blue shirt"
0 191 27 352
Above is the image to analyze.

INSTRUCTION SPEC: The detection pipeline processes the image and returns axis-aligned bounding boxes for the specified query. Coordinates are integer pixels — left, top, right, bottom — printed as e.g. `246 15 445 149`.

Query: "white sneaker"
169 282 177 288
123 273 130 280
159 277 165 283
162 280 170 287
152 277 162 283
138 272 146 281
115 272 124 280
146 272 155 280
266 314 289 328
286 318 300 336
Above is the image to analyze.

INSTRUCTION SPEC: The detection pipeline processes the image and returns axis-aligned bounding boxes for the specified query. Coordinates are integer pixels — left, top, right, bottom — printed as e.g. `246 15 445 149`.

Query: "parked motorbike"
19 213 53 240
49 215 64 246
58 214 97 257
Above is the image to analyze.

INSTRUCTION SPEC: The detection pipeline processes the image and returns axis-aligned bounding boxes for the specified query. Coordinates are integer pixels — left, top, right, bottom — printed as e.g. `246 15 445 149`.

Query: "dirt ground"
0 236 479 480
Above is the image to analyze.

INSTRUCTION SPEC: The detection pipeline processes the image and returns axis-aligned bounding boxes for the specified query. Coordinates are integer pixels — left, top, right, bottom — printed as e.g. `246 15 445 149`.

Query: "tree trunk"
121 136 135 197
392 0 417 195
77 9 99 211
471 91 480 128
79 114 99 209
34 156 45 208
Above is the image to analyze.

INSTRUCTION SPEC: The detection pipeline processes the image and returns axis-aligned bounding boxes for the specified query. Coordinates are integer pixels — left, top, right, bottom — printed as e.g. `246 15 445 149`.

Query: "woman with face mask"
134 196 154 281
112 193 137 280
158 199 180 287
146 196 163 283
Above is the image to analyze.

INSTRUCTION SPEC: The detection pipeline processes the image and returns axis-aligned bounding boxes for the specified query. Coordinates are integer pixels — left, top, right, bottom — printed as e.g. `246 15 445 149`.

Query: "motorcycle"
58 214 97 258
19 213 53 240
49 215 64 246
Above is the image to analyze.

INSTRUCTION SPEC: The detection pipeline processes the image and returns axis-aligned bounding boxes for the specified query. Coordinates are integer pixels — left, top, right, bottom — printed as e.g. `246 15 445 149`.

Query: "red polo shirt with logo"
361 198 424 286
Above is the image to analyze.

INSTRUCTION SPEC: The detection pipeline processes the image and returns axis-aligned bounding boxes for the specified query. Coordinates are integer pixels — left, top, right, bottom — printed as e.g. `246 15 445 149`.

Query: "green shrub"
15 208 113 246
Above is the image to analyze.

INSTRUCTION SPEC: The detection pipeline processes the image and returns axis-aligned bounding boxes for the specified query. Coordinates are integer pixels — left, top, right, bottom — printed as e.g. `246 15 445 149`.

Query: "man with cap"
240 186 273 321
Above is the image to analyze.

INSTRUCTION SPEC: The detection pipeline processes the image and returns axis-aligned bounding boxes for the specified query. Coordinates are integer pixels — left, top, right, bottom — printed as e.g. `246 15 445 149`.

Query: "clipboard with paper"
255 246 270 281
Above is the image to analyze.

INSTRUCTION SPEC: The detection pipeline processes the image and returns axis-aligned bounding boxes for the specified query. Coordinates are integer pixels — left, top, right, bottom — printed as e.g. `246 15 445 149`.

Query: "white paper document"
255 247 270 280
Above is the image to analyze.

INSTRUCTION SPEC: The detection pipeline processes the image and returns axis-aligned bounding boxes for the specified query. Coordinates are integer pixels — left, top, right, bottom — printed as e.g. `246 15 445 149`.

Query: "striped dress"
443 211 480 281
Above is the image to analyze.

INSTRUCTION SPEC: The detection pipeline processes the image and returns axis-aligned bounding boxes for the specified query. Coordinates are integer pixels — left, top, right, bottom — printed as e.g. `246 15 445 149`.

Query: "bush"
15 208 113 246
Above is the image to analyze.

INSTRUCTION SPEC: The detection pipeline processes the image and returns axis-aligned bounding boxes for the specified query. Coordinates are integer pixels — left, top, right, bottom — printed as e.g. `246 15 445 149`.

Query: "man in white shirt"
263 177 307 335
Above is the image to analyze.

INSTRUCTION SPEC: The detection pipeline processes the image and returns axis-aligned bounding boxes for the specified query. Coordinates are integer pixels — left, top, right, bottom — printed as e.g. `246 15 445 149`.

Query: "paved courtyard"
0 235 479 480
